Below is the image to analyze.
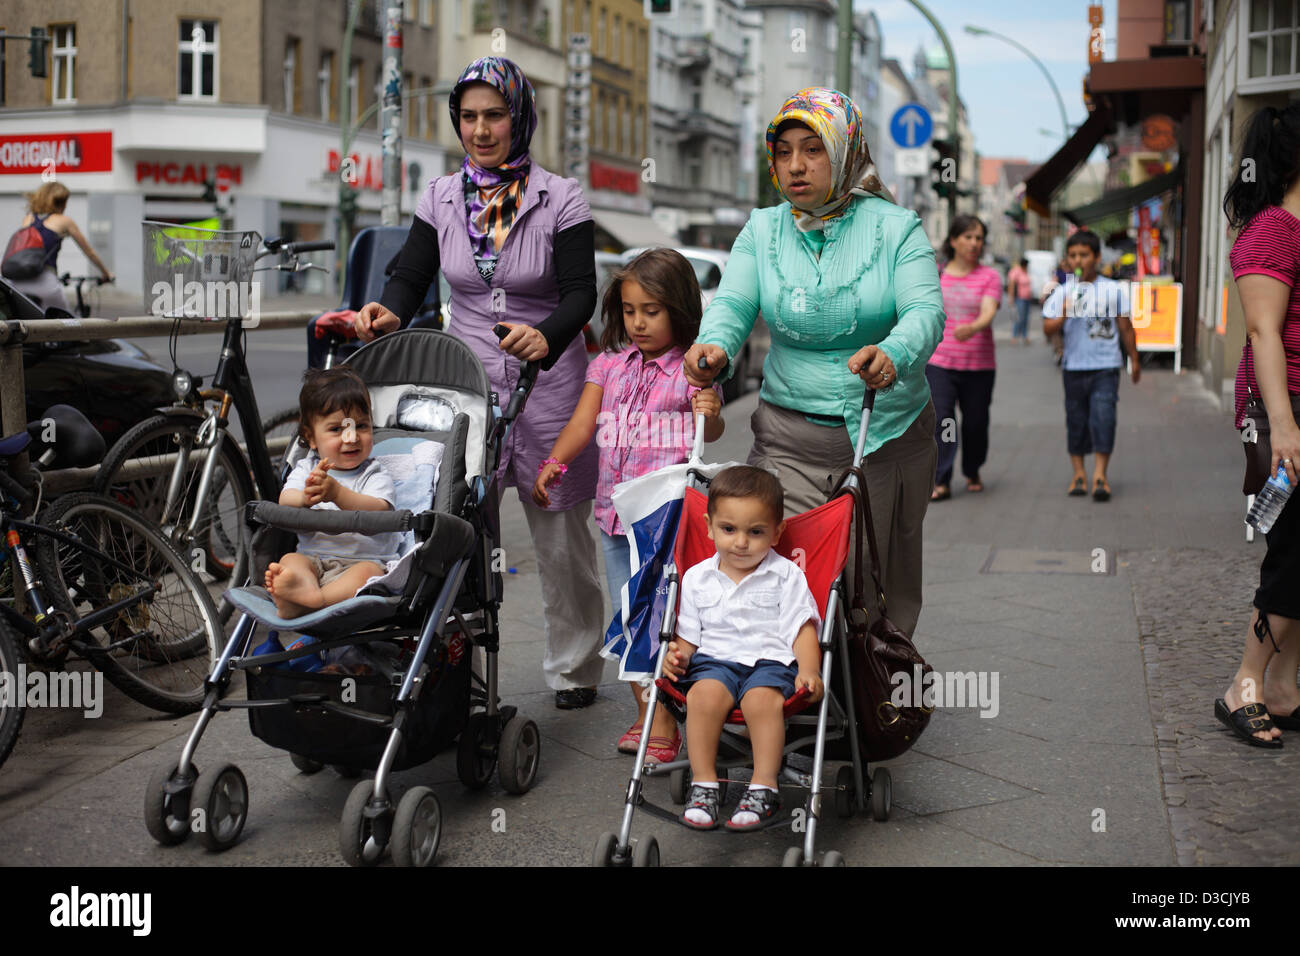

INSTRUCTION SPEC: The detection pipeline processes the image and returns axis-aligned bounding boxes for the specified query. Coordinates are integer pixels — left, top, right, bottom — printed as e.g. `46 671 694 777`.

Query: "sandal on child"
1067 477 1087 496
682 783 720 830
1214 698 1282 749
616 724 643 754
1092 477 1111 502
726 786 781 831
644 728 682 765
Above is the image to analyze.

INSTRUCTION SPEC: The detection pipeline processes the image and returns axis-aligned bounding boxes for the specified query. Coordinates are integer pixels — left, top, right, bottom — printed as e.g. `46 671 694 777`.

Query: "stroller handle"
854 383 877 467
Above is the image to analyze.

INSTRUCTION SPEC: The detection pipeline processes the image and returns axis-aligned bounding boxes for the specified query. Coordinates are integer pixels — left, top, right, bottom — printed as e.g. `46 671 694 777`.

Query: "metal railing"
0 309 319 489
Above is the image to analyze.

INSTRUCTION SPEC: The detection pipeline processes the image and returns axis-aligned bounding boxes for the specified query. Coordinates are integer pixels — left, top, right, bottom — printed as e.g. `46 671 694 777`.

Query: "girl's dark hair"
297 367 373 441
1223 103 1300 230
942 214 987 261
599 248 703 353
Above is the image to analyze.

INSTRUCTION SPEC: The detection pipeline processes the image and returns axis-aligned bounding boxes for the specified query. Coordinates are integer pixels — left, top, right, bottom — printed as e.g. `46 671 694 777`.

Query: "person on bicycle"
5 182 114 311
353 57 606 711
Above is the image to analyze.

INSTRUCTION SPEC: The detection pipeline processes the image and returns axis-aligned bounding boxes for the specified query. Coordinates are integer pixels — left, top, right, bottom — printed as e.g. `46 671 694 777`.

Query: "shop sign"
135 161 243 186
590 161 638 195
326 149 391 192
0 132 113 174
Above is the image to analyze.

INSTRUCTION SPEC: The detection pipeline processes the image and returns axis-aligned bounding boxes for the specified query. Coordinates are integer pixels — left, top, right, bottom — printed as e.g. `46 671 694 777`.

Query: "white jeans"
520 496 606 690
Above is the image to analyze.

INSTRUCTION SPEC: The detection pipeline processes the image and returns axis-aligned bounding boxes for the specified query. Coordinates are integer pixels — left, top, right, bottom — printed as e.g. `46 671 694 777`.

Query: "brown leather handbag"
831 464 933 762
1241 391 1300 495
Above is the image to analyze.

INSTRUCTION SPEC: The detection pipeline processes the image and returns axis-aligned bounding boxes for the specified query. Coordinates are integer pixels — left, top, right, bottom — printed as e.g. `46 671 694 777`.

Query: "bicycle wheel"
261 406 302 476
94 413 255 611
0 616 25 769
35 493 222 714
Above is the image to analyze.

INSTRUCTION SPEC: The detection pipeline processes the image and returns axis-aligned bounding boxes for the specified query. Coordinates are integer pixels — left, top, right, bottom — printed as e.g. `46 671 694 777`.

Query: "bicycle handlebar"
284 240 335 254
58 274 112 286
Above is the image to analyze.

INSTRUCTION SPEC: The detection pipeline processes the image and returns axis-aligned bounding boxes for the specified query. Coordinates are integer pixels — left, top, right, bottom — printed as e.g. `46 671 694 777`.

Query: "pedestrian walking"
1042 229 1140 501
1215 102 1300 748
3 182 113 310
354 56 607 709
684 86 944 640
1007 256 1033 345
926 215 1002 501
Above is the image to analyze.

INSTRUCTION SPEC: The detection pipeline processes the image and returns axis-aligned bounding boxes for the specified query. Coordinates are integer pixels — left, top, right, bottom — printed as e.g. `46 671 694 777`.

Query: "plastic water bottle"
1246 463 1294 534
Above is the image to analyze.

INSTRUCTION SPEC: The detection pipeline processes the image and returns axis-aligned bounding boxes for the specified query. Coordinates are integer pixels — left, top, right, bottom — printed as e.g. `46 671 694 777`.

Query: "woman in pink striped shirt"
925 215 1002 501
1215 103 1300 750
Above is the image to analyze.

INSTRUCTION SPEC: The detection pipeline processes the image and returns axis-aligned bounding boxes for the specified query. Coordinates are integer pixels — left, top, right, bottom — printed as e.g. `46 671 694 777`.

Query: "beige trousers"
748 400 937 639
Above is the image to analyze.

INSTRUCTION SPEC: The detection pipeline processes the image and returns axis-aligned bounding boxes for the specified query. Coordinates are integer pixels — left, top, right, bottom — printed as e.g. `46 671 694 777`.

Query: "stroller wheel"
833 765 857 818
290 753 324 775
498 715 540 795
392 786 442 867
144 760 198 847
821 850 846 867
340 780 390 867
192 763 249 852
456 714 496 790
668 767 691 805
871 767 892 822
592 832 621 867
632 835 661 868
781 846 805 868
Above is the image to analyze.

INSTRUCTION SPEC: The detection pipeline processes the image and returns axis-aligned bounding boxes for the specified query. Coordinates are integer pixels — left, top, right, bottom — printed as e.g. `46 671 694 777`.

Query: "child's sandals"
726 787 781 831
682 784 720 830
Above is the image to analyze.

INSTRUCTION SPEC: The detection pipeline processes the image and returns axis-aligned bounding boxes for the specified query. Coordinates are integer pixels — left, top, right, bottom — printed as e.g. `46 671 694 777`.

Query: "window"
179 20 217 100
51 25 76 104
404 0 414 22
319 51 335 122
419 0 434 27
1 30 7 105
348 59 361 125
1241 0 1300 89
597 9 606 55
374 63 383 131
614 14 622 61
404 71 415 136
418 75 432 138
283 38 300 113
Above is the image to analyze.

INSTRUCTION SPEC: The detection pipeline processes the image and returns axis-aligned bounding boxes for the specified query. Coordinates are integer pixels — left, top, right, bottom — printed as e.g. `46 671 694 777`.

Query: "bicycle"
58 273 112 318
93 225 334 619
1 405 223 767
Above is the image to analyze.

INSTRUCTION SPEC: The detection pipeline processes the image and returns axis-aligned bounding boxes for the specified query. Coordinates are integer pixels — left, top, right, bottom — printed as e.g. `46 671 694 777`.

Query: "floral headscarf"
765 87 894 232
449 58 539 277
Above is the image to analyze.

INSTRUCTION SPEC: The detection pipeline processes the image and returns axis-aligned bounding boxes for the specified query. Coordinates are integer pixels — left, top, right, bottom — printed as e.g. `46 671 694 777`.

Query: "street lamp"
964 24 1069 143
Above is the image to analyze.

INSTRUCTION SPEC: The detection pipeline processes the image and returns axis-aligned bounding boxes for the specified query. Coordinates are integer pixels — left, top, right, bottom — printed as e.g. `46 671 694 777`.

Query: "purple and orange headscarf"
765 87 893 232
449 57 538 270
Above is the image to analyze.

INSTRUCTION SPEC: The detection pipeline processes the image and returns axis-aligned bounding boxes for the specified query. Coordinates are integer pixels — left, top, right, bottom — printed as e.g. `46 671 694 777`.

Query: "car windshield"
688 257 721 290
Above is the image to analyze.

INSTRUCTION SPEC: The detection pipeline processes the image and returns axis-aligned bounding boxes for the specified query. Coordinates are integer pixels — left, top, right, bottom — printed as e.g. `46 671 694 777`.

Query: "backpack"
2 216 55 280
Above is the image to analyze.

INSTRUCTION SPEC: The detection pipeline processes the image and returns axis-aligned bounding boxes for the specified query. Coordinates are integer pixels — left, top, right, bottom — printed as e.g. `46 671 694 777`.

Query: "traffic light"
338 186 357 222
28 27 49 78
646 0 673 14
201 179 217 204
930 138 957 200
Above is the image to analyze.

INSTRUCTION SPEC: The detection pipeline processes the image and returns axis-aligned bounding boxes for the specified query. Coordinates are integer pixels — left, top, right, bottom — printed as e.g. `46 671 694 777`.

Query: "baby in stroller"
265 367 403 619
664 466 824 831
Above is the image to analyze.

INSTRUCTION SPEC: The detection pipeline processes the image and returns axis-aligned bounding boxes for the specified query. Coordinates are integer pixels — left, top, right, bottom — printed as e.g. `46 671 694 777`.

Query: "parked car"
2 277 174 450
1024 250 1059 302
619 246 769 402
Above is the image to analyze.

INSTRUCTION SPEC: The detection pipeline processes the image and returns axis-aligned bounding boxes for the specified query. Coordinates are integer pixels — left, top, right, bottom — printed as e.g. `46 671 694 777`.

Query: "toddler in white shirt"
664 465 823 830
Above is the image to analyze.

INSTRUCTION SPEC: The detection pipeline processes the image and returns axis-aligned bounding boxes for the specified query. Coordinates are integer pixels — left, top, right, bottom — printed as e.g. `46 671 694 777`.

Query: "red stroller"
594 390 898 868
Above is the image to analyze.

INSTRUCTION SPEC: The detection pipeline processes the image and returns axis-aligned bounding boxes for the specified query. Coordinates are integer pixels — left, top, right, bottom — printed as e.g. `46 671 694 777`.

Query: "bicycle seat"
27 404 105 468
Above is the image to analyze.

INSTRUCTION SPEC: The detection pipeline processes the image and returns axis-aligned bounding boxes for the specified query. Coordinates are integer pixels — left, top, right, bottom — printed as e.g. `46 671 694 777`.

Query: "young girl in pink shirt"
533 249 725 761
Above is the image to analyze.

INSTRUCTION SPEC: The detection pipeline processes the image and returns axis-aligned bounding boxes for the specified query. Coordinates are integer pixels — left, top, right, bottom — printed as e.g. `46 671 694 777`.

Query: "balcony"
676 34 711 70
677 109 712 139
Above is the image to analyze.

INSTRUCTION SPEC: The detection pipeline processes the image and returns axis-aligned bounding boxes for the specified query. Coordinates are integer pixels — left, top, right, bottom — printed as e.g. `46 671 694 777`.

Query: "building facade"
0 0 448 297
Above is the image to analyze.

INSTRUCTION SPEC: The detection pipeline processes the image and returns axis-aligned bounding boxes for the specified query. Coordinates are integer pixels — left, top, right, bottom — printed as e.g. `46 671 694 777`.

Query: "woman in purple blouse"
355 57 605 709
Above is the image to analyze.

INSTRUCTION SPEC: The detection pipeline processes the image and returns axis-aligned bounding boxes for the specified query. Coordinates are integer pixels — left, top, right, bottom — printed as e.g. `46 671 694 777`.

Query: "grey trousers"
748 399 937 640
519 496 607 690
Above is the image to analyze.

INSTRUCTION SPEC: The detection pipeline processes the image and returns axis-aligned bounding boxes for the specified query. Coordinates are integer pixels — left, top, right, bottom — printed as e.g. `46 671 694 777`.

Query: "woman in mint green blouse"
685 88 945 638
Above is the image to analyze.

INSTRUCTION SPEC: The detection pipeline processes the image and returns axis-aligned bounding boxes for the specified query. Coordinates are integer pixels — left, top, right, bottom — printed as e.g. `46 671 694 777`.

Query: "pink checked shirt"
928 265 1003 371
585 345 722 535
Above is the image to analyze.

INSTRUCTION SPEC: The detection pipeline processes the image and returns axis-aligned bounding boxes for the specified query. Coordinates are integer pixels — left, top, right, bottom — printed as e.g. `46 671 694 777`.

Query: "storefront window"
179 20 218 100
319 52 335 122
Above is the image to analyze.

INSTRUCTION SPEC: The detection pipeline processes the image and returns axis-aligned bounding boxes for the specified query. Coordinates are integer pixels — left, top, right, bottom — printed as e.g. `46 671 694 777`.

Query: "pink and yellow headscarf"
765 87 894 232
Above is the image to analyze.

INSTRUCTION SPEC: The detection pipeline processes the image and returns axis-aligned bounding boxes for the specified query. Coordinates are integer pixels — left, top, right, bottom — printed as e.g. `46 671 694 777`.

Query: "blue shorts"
684 653 797 703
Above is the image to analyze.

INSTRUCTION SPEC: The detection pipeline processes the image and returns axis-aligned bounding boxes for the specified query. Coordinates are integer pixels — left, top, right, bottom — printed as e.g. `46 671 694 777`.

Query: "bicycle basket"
141 221 262 320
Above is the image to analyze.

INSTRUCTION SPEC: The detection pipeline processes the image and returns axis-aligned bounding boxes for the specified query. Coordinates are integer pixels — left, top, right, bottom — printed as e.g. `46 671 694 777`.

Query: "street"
0 300 1294 868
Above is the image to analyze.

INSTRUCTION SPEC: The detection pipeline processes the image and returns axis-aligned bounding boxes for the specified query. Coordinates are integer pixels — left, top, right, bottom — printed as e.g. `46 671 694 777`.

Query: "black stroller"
143 329 540 866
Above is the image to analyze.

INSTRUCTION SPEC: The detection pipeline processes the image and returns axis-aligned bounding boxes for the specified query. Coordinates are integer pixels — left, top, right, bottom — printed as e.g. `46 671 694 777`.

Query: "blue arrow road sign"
889 104 933 149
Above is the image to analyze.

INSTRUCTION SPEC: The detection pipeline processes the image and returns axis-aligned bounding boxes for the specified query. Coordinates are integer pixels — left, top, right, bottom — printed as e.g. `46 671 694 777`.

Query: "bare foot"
265 561 322 619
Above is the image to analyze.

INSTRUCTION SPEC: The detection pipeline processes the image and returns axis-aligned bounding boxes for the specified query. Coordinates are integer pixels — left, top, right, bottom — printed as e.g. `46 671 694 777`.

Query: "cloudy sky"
865 0 1119 164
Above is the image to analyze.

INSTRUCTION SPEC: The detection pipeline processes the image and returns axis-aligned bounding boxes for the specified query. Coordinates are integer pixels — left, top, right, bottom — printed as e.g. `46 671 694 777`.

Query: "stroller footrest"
654 679 813 723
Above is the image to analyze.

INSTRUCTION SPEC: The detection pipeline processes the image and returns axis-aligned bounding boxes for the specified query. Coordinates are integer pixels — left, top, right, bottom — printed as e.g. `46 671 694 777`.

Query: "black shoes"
554 687 597 710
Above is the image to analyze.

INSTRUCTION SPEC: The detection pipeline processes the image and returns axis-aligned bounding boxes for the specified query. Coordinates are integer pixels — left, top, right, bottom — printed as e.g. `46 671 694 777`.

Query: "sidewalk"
1 312 1292 866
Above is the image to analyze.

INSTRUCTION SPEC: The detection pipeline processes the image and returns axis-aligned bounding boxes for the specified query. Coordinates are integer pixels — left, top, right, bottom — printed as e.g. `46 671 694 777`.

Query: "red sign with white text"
0 132 113 174
590 161 640 195
136 161 243 186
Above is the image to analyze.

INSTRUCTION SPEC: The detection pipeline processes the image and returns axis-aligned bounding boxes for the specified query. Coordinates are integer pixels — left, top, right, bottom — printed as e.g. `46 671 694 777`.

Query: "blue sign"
889 104 933 149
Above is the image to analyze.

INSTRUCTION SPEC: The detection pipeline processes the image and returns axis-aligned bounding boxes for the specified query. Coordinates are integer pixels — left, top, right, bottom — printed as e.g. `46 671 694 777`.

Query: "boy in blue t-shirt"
1042 230 1141 501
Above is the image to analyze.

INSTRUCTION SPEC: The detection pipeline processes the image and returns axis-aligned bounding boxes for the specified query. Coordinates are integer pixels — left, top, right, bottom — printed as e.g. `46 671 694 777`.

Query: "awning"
1023 105 1112 217
591 209 678 250
1063 166 1181 226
